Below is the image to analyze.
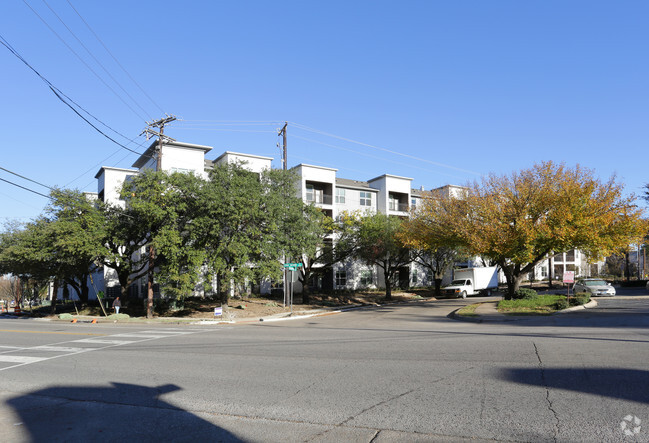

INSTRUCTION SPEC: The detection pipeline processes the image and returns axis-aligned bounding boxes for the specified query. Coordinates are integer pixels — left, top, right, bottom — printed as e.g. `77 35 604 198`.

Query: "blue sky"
1 1 647 221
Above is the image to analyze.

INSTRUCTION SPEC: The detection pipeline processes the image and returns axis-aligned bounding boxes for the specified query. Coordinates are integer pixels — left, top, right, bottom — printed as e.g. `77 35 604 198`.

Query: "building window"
565 250 575 262
360 191 372 206
335 270 347 287
360 270 373 286
411 269 418 284
335 188 346 204
306 184 314 202
411 198 417 210
541 266 548 277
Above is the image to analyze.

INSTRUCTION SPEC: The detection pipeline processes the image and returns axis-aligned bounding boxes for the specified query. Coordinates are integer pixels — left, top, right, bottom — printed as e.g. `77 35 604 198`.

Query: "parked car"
646 280 649 293
573 278 616 297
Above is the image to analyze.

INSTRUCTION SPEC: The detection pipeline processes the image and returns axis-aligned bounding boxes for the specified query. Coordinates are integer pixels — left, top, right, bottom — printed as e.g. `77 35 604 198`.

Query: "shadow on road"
6 382 243 442
500 367 649 404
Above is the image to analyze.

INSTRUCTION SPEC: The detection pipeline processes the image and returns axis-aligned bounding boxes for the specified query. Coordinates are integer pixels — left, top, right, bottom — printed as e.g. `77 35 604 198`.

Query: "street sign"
283 263 303 271
563 271 575 284
214 307 222 317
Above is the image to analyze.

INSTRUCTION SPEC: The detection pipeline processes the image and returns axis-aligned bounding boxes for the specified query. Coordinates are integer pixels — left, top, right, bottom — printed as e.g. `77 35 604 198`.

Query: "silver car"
573 278 616 297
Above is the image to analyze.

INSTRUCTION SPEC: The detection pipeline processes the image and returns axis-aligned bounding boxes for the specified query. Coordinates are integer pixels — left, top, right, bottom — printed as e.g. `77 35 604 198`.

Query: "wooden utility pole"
141 115 176 318
142 115 177 171
278 122 287 170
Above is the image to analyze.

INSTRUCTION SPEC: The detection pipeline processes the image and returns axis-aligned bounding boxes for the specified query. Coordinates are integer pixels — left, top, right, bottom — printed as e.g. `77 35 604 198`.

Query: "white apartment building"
86 140 442 299
77 139 601 302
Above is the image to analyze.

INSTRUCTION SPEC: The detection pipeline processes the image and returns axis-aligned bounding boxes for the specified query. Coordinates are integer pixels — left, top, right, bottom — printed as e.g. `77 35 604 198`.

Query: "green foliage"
569 294 590 306
511 288 537 300
351 213 412 299
498 294 564 313
554 299 569 310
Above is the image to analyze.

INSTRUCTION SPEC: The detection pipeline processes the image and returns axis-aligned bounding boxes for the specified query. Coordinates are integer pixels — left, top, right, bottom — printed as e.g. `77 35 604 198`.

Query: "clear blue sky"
1 1 647 221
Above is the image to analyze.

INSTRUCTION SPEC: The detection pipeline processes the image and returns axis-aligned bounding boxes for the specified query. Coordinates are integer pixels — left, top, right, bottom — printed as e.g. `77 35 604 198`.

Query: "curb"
451 298 600 322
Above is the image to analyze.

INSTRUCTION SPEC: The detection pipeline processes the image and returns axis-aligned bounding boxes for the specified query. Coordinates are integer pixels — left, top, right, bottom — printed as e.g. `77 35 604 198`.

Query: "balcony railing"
389 202 409 212
306 194 333 205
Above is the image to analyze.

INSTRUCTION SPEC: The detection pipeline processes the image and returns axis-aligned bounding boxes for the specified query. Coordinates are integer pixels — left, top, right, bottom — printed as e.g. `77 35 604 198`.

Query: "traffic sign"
283 263 303 271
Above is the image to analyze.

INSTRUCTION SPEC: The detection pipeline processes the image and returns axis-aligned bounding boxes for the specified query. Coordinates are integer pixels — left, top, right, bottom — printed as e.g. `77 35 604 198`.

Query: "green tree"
45 189 107 303
116 169 206 318
352 213 412 300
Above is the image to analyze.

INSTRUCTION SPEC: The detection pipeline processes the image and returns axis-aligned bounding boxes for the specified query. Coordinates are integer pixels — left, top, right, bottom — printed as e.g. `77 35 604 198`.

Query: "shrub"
512 288 538 300
555 299 569 310
569 294 590 306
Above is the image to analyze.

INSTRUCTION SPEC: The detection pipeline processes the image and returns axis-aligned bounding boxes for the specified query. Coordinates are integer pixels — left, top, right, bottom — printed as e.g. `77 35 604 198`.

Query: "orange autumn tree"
407 162 646 298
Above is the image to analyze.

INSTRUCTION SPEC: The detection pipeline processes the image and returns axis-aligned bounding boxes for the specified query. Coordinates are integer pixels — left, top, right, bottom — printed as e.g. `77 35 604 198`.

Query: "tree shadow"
499 367 649 404
6 382 243 442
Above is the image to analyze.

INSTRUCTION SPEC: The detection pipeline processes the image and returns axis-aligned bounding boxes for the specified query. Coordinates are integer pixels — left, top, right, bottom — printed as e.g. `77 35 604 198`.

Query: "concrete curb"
451 298 600 323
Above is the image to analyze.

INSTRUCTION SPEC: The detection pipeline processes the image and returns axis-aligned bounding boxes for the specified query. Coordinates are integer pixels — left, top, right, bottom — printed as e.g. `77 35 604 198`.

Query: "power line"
66 0 166 115
41 0 154 120
0 166 53 190
0 33 150 158
0 177 51 199
289 121 482 176
22 0 147 121
290 134 467 181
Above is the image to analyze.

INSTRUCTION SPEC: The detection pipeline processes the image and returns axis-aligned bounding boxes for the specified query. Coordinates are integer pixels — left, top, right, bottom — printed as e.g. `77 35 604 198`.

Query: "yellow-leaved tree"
406 161 647 298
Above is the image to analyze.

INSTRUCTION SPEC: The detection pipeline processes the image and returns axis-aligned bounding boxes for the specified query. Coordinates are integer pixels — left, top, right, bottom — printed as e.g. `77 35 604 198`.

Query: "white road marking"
0 355 46 363
112 333 166 338
33 346 97 353
0 328 212 372
74 339 137 345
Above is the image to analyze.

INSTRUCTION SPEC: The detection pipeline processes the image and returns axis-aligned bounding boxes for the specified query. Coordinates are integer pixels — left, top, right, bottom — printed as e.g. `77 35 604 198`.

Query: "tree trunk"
146 247 155 319
434 278 442 298
218 272 229 310
384 268 392 301
300 269 311 304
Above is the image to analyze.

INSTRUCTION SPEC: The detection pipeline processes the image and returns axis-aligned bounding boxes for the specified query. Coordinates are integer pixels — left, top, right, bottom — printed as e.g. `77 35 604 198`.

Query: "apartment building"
87 140 442 299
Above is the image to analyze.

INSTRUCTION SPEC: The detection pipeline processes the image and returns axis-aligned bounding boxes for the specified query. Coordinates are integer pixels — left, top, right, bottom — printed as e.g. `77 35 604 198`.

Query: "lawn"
498 295 566 315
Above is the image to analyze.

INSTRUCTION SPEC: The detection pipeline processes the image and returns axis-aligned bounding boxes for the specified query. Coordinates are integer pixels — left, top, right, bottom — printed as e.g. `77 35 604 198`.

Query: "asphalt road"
0 292 648 442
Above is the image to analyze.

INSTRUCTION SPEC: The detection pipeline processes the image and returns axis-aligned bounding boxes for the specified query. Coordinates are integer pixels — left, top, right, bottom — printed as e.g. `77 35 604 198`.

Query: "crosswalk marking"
0 355 46 363
74 339 137 345
112 333 166 339
0 328 211 372
33 346 97 353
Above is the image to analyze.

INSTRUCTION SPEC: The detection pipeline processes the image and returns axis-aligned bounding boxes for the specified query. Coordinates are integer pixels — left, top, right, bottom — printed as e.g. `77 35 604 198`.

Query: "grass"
498 295 565 315
456 303 480 317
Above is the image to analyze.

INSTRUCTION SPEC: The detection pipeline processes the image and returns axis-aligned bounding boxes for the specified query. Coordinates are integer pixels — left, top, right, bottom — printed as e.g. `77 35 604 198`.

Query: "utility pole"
278 122 287 170
140 114 176 319
277 122 289 302
142 114 177 171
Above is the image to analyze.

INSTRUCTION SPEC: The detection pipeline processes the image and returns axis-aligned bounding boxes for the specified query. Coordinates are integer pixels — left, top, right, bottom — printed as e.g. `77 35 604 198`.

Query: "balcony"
306 193 333 205
389 202 409 212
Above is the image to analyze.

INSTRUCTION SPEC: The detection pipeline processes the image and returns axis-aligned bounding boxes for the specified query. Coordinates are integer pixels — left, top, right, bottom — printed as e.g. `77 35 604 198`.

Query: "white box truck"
441 267 499 298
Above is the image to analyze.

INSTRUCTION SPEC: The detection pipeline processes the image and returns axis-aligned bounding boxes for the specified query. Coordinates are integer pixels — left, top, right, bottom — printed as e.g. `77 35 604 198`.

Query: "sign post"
283 263 303 313
563 271 575 300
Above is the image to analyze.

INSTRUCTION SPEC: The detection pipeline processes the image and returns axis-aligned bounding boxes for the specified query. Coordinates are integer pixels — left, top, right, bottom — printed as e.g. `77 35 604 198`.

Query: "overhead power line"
0 166 53 190
22 0 147 121
0 177 51 199
66 0 166 115
0 33 149 158
289 121 482 176
41 0 153 120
